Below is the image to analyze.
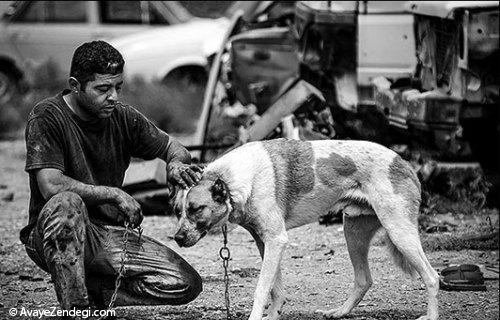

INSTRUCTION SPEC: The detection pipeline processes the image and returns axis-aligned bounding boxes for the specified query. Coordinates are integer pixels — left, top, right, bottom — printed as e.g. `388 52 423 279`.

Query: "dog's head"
174 177 231 247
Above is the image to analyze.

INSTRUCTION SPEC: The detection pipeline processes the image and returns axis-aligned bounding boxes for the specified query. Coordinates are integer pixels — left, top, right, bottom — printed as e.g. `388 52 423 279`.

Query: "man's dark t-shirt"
21 90 171 244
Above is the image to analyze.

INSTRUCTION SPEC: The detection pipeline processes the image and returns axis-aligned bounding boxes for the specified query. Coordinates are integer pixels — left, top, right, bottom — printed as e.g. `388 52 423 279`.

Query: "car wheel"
161 66 208 123
0 70 17 104
162 66 208 94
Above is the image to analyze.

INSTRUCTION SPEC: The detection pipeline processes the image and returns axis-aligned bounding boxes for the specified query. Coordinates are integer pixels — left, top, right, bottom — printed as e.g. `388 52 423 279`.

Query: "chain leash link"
97 222 142 320
219 224 231 320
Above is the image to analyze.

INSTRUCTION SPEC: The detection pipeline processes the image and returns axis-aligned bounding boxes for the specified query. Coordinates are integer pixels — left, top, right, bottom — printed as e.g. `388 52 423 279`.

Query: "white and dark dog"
174 138 439 320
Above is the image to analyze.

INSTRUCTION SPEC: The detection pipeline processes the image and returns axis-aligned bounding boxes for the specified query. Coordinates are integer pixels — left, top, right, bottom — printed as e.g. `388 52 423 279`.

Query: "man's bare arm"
36 168 143 227
37 168 120 204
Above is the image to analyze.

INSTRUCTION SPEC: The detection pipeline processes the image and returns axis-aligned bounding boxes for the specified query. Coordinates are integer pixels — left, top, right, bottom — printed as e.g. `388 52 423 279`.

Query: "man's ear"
210 178 228 203
69 77 82 93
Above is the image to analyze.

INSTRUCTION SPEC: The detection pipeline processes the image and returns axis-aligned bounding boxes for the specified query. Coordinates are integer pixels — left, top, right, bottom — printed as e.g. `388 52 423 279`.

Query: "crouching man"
20 40 203 316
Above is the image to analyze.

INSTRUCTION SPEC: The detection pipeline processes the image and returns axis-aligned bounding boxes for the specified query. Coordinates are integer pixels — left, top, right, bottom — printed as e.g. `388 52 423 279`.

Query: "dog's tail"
383 233 418 278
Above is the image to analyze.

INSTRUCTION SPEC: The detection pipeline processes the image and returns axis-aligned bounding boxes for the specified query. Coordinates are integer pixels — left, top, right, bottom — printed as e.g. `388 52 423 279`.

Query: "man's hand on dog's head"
167 161 204 189
113 188 143 228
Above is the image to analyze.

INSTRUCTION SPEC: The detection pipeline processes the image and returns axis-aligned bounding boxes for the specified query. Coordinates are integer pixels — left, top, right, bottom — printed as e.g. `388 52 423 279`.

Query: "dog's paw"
263 306 284 320
416 315 437 320
315 308 347 319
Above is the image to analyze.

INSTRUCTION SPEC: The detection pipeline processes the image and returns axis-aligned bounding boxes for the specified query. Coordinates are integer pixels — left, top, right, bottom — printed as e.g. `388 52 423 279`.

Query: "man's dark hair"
70 40 124 90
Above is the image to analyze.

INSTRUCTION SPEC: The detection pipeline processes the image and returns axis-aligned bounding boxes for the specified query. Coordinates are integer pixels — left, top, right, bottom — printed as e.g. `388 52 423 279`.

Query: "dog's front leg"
264 268 285 320
249 233 288 320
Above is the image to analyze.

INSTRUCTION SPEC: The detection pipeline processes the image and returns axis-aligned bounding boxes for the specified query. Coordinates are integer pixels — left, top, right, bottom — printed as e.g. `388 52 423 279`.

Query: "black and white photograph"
0 1 498 319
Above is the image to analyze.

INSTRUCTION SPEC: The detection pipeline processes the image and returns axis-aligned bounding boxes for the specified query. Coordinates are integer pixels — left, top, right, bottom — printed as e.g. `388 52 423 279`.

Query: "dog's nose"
174 232 186 246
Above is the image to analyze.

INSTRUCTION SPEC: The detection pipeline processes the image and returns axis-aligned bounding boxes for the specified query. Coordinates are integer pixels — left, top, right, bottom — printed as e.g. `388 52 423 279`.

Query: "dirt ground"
0 139 499 320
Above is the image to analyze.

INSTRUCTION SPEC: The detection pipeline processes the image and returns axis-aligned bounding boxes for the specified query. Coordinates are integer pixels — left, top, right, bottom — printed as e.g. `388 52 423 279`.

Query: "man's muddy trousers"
24 192 202 309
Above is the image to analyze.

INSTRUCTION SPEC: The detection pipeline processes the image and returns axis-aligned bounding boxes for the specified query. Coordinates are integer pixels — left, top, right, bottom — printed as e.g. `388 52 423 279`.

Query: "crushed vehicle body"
373 1 499 202
214 0 499 205
198 1 417 159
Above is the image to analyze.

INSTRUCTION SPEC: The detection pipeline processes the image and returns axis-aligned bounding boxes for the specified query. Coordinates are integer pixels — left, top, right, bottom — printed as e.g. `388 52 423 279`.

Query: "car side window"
15 1 87 23
149 4 170 25
100 1 170 25
101 1 142 24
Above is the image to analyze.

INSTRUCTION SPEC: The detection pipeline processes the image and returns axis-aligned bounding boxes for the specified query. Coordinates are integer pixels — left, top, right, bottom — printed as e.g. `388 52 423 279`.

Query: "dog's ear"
210 178 228 203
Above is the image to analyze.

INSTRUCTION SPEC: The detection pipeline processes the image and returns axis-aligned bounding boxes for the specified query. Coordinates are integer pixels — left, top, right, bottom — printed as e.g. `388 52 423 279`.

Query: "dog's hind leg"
246 227 286 320
378 214 439 320
368 157 439 319
316 214 381 318
368 180 438 320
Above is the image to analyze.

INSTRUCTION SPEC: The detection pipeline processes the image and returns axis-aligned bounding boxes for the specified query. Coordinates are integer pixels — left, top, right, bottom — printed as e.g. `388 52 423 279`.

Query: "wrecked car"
373 1 499 204
195 1 417 159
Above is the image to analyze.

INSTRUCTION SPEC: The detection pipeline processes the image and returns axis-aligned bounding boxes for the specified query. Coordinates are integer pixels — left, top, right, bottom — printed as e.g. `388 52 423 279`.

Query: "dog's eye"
189 205 206 215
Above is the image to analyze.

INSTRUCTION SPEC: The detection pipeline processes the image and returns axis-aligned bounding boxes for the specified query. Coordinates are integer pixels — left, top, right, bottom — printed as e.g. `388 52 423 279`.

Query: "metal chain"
219 224 231 320
97 221 133 320
51 220 140 320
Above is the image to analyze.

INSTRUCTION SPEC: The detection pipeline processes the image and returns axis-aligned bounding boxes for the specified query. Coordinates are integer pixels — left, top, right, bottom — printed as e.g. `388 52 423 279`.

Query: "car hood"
110 17 229 60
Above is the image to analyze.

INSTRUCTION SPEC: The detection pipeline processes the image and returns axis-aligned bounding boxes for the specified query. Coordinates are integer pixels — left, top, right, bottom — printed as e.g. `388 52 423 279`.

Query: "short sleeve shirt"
21 90 171 244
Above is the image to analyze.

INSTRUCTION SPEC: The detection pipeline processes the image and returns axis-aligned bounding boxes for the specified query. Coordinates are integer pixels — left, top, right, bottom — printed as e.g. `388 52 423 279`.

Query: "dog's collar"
209 198 232 230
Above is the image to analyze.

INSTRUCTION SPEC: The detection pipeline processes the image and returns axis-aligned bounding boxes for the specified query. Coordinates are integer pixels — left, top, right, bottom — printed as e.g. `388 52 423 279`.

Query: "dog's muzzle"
174 231 186 247
174 228 208 247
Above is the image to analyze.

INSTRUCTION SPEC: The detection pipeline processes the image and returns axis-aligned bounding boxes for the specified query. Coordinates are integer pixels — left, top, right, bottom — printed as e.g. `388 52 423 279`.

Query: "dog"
174 138 439 320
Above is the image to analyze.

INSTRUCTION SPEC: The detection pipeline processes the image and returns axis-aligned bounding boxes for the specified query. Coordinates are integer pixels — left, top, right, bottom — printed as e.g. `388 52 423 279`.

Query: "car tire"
162 66 208 94
0 70 17 104
157 67 208 134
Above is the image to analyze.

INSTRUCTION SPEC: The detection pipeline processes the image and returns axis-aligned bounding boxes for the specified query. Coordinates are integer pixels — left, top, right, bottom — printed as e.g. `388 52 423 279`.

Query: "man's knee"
131 265 202 305
166 262 203 304
164 258 202 304
46 191 85 212
40 191 86 222
38 192 88 245
180 267 202 304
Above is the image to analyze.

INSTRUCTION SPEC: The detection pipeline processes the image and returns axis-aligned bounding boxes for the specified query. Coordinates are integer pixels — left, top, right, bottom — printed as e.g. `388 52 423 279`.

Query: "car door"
357 1 416 87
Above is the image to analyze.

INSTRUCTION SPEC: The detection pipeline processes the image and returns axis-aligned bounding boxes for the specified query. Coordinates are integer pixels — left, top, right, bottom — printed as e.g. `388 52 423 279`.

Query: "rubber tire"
162 67 207 94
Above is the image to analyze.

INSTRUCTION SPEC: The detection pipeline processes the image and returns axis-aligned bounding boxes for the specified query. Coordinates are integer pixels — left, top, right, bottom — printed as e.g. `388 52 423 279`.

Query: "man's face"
76 73 123 120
